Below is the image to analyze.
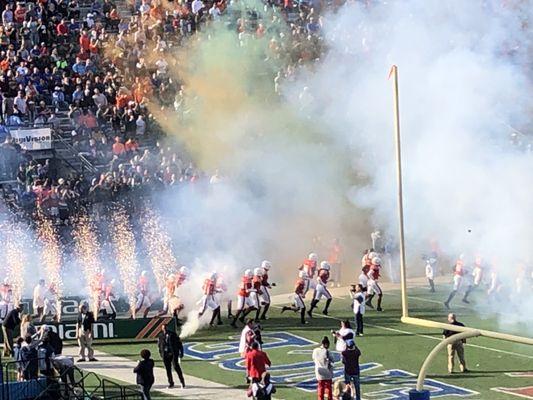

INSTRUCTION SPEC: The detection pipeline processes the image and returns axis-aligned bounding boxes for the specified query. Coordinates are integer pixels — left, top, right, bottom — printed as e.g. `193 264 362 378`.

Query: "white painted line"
271 305 533 360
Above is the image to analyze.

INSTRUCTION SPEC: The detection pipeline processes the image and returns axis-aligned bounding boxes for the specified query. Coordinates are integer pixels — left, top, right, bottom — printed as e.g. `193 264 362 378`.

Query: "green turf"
99 285 533 399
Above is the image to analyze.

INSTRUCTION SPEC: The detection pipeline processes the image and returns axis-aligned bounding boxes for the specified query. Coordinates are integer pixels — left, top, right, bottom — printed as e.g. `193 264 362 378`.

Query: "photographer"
349 284 365 336
332 320 355 352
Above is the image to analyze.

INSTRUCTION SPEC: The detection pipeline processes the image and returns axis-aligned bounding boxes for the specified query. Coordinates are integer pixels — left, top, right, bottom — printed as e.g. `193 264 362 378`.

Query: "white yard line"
62 346 249 399
269 299 533 360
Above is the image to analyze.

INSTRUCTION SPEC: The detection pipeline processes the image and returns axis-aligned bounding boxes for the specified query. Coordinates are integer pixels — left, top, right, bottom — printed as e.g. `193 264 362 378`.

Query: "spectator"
312 336 334 400
443 313 469 374
41 325 63 355
247 372 276 400
76 303 97 362
20 314 37 339
333 320 355 352
134 348 155 400
349 284 365 336
20 335 38 380
245 341 271 384
13 336 25 381
341 340 361 400
157 323 185 389
112 136 125 156
2 304 23 357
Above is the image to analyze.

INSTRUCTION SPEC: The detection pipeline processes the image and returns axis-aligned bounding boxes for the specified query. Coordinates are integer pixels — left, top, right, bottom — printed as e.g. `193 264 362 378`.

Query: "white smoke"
289 0 532 329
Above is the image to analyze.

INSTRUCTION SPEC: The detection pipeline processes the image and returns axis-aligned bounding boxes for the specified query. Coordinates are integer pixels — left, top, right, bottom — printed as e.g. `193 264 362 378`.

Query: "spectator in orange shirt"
112 136 125 156
124 138 139 153
116 90 131 109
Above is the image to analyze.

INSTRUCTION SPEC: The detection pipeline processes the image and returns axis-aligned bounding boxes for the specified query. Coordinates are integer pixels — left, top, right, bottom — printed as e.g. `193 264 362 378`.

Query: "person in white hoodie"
312 336 334 400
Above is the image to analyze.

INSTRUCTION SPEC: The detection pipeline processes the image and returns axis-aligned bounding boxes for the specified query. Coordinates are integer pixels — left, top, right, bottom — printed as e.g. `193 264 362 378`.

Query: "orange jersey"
454 262 464 276
252 276 262 293
105 285 114 299
369 265 381 280
203 279 216 295
238 276 252 297
261 273 270 287
295 278 307 295
318 269 330 284
302 259 317 277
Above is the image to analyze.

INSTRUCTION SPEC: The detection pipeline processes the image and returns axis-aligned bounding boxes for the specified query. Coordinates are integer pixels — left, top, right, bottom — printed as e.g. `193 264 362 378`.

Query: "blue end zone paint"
183 331 478 399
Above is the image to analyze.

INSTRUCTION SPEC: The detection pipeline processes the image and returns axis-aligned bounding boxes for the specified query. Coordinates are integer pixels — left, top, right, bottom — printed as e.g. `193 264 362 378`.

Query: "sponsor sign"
0 317 173 341
10 127 52 150
185 332 479 399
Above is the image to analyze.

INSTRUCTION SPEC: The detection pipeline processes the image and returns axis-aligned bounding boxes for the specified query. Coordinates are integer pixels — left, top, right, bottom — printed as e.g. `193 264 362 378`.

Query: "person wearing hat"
341 339 361 400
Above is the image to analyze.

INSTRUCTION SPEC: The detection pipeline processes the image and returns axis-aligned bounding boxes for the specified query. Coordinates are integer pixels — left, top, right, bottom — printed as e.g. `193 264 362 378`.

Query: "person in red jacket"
245 341 271 383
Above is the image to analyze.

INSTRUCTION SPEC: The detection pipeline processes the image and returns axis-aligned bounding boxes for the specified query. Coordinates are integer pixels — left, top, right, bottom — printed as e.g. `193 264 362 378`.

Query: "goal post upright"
389 65 409 318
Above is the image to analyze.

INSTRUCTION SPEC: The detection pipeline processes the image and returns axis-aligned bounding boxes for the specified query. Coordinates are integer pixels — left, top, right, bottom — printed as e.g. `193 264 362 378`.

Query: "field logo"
492 372 533 399
184 332 478 399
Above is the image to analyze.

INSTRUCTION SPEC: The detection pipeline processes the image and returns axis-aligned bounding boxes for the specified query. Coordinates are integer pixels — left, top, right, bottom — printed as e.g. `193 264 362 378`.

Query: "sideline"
62 346 249 399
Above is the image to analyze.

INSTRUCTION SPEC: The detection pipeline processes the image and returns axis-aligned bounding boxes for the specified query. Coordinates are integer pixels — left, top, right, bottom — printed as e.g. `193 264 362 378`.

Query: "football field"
99 283 533 400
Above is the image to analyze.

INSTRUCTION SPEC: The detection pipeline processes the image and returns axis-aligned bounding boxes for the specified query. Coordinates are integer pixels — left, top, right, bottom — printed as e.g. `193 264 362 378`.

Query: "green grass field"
100 285 533 399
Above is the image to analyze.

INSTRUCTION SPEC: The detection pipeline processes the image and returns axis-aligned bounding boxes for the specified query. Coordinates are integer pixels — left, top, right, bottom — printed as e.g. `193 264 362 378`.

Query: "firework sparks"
36 213 64 320
2 222 28 305
110 205 139 318
73 214 102 314
142 208 178 293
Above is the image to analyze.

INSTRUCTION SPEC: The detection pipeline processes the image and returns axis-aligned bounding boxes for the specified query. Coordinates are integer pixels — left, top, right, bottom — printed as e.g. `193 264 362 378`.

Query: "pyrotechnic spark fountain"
110 206 139 318
2 222 28 305
142 208 179 293
36 213 64 320
73 214 102 314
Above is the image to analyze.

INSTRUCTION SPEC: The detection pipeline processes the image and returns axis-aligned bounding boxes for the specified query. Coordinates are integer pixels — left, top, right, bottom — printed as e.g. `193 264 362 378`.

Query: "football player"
307 261 332 318
281 270 310 324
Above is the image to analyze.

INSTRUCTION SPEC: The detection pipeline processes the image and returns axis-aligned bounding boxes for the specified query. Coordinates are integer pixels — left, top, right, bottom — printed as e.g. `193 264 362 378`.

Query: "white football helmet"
261 260 272 270
179 266 189 276
141 270 148 277
372 257 381 265
298 270 308 279
308 253 318 262
320 261 331 271
167 273 176 281
210 272 218 280
244 269 253 278
3 278 9 285
254 267 264 276
110 279 116 286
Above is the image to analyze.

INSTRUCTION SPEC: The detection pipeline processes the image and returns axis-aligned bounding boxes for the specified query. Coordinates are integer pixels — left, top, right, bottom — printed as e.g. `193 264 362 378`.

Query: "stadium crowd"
0 0 328 225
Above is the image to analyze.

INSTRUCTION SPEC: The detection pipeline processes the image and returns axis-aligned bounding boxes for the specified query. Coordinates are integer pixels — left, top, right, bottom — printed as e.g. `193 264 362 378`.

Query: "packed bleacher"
0 0 326 223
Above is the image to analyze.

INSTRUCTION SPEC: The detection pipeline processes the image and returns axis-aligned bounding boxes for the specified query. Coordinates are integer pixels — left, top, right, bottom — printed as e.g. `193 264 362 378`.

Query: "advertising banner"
10 127 52 150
